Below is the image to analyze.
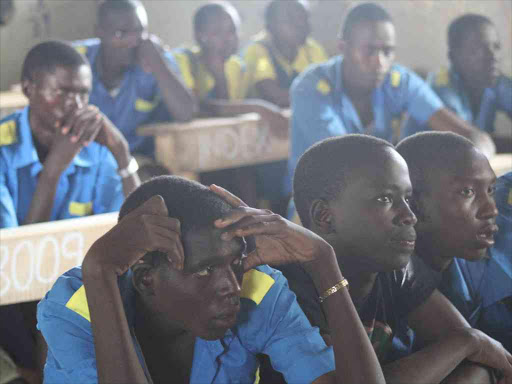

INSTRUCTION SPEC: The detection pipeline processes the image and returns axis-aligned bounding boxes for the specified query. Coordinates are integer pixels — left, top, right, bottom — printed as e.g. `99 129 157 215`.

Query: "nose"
373 51 386 71
477 194 498 221
217 266 242 299
65 92 84 112
394 199 418 227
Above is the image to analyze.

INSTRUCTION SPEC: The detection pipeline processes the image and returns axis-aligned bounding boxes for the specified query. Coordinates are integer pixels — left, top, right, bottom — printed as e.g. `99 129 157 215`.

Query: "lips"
390 231 417 250
212 309 239 329
475 224 499 248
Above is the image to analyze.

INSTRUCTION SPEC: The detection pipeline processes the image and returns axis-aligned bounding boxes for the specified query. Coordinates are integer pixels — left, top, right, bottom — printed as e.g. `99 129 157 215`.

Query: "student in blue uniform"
284 134 512 383
73 0 196 157
38 176 386 384
287 3 496 200
397 132 512 352
0 40 139 229
402 14 512 152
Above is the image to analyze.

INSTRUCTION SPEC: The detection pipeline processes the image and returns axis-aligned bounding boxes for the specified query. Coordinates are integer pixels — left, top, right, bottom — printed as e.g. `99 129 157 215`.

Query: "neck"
336 256 378 304
271 35 298 63
98 47 126 87
415 239 453 272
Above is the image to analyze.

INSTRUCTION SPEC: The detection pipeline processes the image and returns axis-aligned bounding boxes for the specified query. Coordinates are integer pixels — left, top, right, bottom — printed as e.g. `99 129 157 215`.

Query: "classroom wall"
1 0 511 92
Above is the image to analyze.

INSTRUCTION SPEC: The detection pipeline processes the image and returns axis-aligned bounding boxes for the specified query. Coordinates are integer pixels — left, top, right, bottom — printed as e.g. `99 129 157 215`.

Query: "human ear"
132 261 156 297
310 199 335 235
22 79 34 99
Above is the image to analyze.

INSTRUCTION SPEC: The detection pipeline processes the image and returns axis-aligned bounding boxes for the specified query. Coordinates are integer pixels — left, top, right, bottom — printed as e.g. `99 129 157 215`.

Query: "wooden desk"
0 213 117 305
0 90 28 118
138 113 289 176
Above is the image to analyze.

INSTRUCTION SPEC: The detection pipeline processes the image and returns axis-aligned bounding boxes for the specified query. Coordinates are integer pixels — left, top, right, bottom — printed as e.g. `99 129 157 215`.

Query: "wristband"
118 157 139 179
319 278 349 303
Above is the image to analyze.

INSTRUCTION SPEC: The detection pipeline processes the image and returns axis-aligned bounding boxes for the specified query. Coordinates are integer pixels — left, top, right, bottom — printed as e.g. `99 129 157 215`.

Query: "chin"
200 326 230 341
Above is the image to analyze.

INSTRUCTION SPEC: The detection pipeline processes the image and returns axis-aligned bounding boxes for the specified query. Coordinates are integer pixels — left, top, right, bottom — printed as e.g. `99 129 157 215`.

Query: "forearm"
151 52 198 121
23 170 60 225
382 329 478 384
82 259 149 384
308 250 385 384
442 361 494 384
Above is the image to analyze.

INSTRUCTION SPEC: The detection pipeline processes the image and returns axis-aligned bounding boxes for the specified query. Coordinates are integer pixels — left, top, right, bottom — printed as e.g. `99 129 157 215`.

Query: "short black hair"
396 132 475 198
264 0 307 30
97 0 142 26
293 134 393 228
119 176 233 236
448 13 493 51
21 40 88 83
193 1 234 34
340 2 392 40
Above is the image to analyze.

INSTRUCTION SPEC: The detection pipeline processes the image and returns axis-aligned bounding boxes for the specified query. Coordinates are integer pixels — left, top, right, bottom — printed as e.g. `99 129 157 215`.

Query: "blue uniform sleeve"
93 147 124 214
37 295 98 383
288 73 346 194
496 75 512 118
240 267 335 383
0 170 18 228
401 68 443 127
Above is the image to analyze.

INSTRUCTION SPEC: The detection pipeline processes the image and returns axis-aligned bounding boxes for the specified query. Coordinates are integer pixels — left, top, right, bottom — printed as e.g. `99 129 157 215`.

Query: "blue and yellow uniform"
0 107 124 228
243 33 328 97
73 39 181 157
438 172 512 351
37 265 335 383
403 68 512 137
173 46 246 101
286 55 443 199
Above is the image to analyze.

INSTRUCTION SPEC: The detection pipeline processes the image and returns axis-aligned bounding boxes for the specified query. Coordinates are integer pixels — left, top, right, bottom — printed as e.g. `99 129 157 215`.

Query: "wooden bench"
0 89 28 118
0 213 117 305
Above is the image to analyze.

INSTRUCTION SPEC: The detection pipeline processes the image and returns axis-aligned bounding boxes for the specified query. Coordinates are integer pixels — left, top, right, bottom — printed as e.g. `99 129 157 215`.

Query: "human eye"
460 187 475 198
195 265 214 277
377 195 393 204
383 47 394 57
488 185 497 196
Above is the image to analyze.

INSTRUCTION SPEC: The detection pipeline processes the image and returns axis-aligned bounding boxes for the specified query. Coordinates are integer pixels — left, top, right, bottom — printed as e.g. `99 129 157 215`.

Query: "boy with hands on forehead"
38 176 385 384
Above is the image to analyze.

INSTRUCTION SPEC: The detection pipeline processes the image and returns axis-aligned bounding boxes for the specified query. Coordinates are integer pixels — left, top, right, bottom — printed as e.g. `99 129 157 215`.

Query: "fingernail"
62 127 69 134
71 136 78 143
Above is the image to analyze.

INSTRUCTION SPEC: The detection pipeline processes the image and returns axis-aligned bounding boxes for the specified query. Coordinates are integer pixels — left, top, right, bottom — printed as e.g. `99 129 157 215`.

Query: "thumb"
242 250 262 272
125 195 168 221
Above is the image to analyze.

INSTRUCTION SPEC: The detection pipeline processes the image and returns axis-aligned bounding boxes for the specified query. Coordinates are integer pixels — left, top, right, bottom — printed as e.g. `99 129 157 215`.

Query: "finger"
124 195 170 220
221 214 280 240
149 227 185 270
223 220 283 241
215 207 272 228
143 215 181 234
242 249 263 272
80 117 103 145
70 110 101 143
210 184 248 208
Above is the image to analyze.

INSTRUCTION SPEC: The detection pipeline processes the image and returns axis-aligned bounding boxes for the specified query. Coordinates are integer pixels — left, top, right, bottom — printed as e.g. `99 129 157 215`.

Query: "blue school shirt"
286 56 443 195
439 172 512 351
37 265 335 384
0 107 124 228
403 68 512 137
73 39 180 157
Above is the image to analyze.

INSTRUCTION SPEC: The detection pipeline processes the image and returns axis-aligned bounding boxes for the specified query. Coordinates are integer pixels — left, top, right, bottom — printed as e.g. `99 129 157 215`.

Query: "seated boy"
243 0 328 107
73 0 196 157
173 1 289 209
287 3 497 202
0 40 139 228
402 14 511 152
37 175 385 384
397 132 512 351
283 134 512 383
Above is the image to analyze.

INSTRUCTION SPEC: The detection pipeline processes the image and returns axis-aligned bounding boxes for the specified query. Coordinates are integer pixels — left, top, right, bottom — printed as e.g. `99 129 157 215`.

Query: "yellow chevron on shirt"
66 285 90 322
241 269 275 305
0 120 17 146
316 80 331 95
69 201 93 216
390 70 401 87
135 98 158 112
74 46 87 55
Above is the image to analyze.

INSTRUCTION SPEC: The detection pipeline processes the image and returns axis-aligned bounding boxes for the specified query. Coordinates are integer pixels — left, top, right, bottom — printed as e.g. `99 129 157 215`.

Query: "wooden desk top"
0 90 28 110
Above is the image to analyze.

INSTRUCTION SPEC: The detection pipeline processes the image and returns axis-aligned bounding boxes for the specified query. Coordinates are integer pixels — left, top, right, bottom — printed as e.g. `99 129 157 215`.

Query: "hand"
60 105 103 146
256 102 289 139
84 195 184 277
470 130 496 159
93 111 128 155
136 34 165 73
466 328 512 384
210 184 334 271
43 125 84 177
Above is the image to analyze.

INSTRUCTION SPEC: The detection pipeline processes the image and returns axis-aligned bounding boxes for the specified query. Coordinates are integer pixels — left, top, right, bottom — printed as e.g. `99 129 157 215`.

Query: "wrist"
305 246 344 294
82 253 117 283
40 163 64 182
110 140 131 169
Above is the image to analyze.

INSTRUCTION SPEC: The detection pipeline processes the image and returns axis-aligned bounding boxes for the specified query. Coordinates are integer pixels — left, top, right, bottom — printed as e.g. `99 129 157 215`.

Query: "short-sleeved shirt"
279 254 440 363
0 107 124 228
37 265 335 384
435 172 512 351
73 39 180 157
243 33 328 96
402 68 512 137
173 46 246 101
286 56 443 196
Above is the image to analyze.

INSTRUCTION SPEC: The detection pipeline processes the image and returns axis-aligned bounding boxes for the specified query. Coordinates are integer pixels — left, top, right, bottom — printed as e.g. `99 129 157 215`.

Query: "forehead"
347 20 395 47
344 148 411 194
459 22 498 49
431 148 496 188
275 1 307 21
101 6 147 30
201 8 238 32
35 65 92 89
182 227 244 271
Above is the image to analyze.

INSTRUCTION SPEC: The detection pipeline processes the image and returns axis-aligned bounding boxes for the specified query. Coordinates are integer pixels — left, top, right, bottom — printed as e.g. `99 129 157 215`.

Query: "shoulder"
71 38 100 58
304 38 328 58
384 64 425 90
291 56 340 97
240 265 282 306
0 111 24 169
243 40 269 60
